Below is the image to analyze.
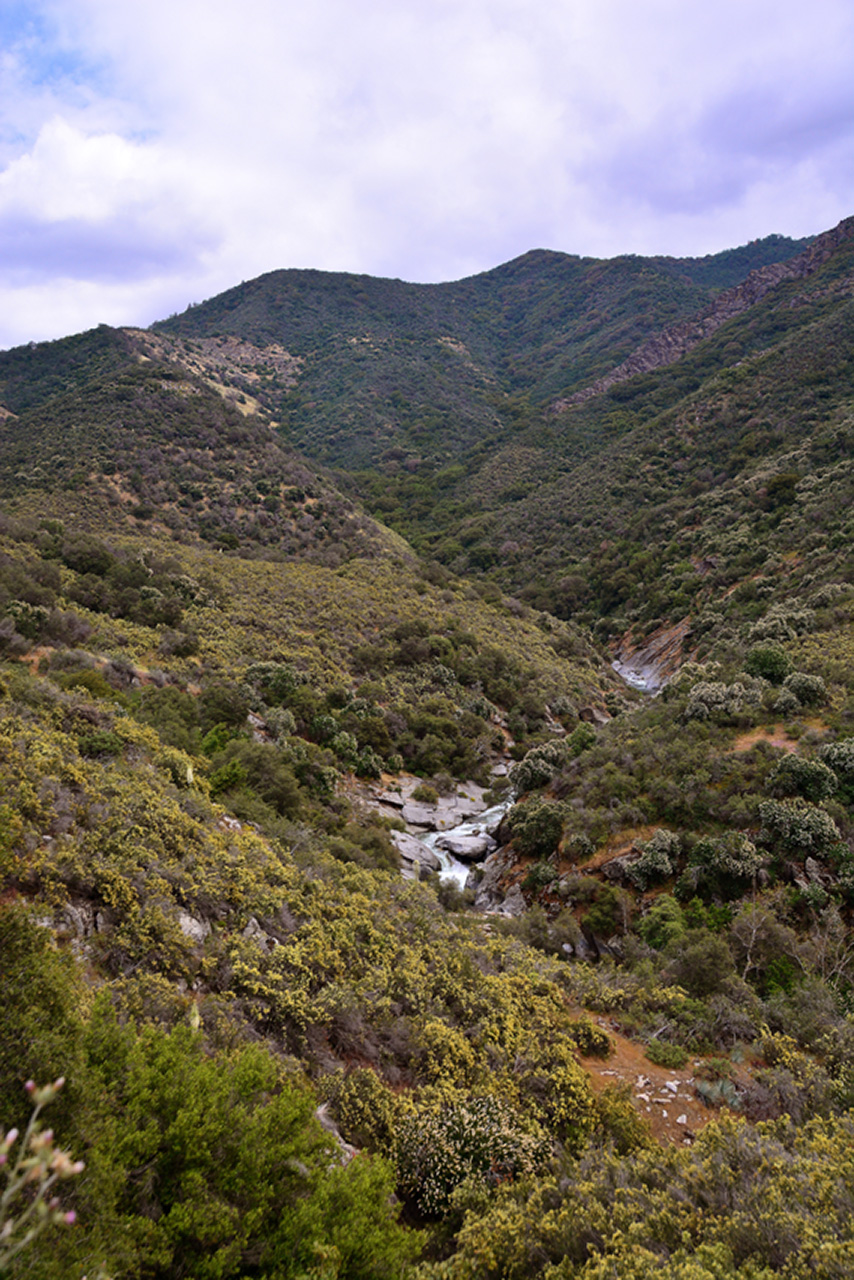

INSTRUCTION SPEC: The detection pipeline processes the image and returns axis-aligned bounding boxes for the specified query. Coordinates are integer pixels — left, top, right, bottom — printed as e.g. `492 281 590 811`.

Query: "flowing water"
420 799 513 887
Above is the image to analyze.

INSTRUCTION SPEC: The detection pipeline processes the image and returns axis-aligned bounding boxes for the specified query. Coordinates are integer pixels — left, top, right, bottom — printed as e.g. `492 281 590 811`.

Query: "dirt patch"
731 724 800 754
18 645 55 673
580 1020 721 1145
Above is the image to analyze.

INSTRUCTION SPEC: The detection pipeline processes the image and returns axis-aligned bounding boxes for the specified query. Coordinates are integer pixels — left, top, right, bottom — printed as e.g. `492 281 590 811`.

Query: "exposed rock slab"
392 830 441 871
611 618 696 693
436 832 496 861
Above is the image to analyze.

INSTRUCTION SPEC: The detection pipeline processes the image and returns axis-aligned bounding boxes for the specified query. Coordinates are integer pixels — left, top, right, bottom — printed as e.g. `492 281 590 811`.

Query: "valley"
0 217 853 1279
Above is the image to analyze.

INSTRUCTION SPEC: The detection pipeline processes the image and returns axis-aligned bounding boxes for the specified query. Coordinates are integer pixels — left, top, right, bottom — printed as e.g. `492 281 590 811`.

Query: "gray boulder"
436 832 496 861
392 830 441 871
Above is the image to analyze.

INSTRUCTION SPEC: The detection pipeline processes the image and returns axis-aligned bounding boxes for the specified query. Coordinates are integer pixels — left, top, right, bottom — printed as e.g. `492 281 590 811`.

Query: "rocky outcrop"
553 217 854 410
436 831 496 861
471 845 518 912
393 830 441 878
611 618 696 692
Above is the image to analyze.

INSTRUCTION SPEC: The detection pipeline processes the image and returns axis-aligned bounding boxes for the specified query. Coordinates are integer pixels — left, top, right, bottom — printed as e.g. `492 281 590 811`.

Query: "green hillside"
1 221 853 1279
152 233 810 470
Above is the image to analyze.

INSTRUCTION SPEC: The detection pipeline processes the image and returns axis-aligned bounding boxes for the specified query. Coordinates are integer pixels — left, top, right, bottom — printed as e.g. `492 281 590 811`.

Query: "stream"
611 657 661 693
421 799 514 888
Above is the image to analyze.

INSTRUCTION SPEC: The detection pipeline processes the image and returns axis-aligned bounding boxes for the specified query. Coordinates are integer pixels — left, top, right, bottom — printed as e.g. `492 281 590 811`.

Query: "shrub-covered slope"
0 328 402 565
2 219 854 1279
150 233 810 471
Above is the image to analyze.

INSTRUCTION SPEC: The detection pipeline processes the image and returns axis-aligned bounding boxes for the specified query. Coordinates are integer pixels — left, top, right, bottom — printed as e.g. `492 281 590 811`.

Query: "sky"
0 0 851 349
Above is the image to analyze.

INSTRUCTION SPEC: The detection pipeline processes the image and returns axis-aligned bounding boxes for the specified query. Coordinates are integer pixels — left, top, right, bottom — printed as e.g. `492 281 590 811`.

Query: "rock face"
178 912 211 944
401 790 488 831
554 216 854 410
392 830 441 875
472 846 518 912
611 618 696 693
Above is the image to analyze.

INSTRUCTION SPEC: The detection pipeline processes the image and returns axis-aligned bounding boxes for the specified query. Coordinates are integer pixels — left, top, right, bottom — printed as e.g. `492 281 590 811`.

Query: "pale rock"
436 832 495 861
392 830 440 871
243 916 276 951
178 912 211 944
62 903 95 938
499 884 526 917
805 856 824 884
402 802 441 828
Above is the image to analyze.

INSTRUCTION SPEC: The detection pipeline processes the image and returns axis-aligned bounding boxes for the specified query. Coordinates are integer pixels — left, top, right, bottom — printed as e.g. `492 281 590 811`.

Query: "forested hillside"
1 220 853 1279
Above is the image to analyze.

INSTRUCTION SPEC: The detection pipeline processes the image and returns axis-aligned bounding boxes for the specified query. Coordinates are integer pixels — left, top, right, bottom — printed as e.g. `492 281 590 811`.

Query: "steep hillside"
0 327 420 570
348 218 854 651
151 233 809 470
2 221 854 1280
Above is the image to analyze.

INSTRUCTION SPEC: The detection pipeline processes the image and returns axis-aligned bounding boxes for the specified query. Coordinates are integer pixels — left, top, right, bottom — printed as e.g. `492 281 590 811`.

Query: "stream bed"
421 799 513 887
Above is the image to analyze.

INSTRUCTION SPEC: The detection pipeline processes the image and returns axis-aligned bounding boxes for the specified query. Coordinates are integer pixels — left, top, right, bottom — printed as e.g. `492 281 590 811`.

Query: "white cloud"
0 0 850 346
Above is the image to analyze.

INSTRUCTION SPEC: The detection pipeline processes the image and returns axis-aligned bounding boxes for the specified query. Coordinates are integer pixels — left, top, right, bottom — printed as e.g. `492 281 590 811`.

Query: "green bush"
782 671 828 707
328 1068 397 1153
508 798 566 858
768 755 837 802
645 1040 689 1068
395 1096 548 1217
743 645 793 684
628 828 680 890
758 797 840 858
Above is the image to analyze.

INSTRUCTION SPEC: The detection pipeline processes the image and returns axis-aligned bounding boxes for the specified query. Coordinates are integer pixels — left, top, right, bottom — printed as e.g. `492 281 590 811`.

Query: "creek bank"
611 618 696 693
358 774 517 889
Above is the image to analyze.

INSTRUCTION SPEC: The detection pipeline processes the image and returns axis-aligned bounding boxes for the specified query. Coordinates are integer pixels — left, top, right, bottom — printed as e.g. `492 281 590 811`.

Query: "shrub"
639 895 686 950
395 1096 548 1217
510 740 570 794
591 1082 653 1153
685 832 763 898
758 798 840 858
743 645 793 684
508 798 566 858
199 681 250 733
768 755 837 802
782 671 828 708
684 679 763 721
513 1041 596 1147
628 828 681 890
664 928 735 998
817 738 854 805
568 1018 612 1058
567 722 596 756
328 1068 397 1154
645 1040 689 1068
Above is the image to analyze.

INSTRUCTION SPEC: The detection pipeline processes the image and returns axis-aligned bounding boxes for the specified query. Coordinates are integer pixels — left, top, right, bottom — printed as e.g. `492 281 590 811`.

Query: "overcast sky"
0 0 851 349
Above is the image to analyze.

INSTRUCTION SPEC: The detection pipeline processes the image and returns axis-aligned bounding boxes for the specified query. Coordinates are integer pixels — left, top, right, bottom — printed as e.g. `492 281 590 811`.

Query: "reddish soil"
579 1020 721 1145
570 826 659 874
731 724 800 754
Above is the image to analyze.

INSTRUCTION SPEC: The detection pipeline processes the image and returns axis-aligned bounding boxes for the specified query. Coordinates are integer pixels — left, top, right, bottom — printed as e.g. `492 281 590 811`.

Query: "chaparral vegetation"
1 218 853 1278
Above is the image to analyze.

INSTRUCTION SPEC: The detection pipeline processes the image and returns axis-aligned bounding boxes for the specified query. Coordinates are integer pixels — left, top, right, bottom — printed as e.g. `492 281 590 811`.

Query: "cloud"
0 0 851 347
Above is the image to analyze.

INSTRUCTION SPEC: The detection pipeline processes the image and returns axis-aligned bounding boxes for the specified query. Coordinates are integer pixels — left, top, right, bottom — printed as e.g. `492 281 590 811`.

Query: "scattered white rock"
676 1114 688 1126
